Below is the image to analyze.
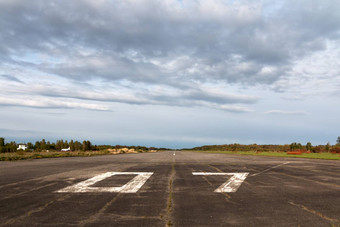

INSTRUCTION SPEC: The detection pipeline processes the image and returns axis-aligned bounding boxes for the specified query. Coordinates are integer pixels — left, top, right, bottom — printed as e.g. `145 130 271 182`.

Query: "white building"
17 144 27 150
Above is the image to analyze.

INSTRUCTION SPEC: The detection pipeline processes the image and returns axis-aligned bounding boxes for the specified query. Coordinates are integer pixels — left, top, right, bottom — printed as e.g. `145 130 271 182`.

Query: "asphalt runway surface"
0 151 339 226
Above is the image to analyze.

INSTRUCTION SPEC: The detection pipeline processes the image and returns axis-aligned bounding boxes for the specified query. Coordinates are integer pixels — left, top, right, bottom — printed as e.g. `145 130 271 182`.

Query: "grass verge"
186 150 340 160
0 150 146 161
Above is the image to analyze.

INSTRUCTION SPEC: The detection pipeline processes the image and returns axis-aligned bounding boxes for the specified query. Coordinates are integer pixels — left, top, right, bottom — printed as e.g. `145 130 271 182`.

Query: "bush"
330 147 340 153
311 146 325 153
16 150 25 156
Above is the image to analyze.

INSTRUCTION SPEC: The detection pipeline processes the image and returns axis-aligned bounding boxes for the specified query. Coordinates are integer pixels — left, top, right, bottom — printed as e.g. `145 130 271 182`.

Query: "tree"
63 140 69 149
312 146 323 153
34 141 41 151
82 140 92 151
69 140 75 151
5 141 17 152
306 142 312 151
56 140 63 150
0 137 4 147
325 142 330 152
49 142 56 150
337 136 340 146
74 141 81 151
86 140 92 150
27 142 34 151
40 139 47 150
82 141 87 151
0 137 4 153
46 141 51 150
290 142 302 151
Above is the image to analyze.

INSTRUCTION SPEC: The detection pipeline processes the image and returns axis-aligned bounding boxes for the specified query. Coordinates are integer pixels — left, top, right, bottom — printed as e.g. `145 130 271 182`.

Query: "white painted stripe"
119 172 153 193
215 173 248 193
193 172 249 193
250 161 290 177
57 172 153 193
193 172 234 176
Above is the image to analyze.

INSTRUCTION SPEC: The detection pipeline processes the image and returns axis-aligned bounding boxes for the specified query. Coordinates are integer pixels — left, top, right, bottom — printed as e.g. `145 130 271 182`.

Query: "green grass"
186 150 340 160
0 150 139 161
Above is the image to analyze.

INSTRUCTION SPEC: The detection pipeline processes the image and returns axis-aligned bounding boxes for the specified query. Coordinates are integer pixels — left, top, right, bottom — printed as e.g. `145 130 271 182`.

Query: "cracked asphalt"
0 151 339 226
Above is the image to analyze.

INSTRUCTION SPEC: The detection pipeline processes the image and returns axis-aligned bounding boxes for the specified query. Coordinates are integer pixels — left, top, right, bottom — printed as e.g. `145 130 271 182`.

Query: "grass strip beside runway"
187 150 340 160
0 150 148 161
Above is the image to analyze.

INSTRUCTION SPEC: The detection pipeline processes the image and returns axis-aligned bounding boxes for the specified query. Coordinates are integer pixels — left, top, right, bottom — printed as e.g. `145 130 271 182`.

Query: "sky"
0 0 340 148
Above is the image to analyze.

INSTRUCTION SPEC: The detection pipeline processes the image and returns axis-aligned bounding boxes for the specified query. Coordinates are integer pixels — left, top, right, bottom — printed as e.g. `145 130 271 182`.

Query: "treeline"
35 139 93 151
0 138 17 153
96 145 167 152
190 144 290 152
189 137 340 153
0 137 168 153
0 137 95 152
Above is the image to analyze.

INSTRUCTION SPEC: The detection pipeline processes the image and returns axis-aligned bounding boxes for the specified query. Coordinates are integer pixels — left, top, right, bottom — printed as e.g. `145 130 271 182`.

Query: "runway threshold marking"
56 172 153 193
193 172 249 193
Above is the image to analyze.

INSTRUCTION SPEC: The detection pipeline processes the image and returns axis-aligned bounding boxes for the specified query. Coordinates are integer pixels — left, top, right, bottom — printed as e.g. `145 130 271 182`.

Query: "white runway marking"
250 161 290 177
193 172 249 193
57 172 153 193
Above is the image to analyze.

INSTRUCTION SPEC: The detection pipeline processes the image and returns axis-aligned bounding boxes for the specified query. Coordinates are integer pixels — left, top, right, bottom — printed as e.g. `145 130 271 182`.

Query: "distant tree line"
0 137 17 153
189 137 340 153
0 137 95 152
33 139 94 151
0 137 168 153
96 145 168 152
190 144 289 152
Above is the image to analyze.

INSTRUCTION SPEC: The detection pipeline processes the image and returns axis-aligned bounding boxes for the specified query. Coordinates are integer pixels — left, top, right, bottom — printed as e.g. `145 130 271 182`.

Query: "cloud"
0 0 339 114
1 80 257 113
0 96 109 111
0 74 24 83
1 0 339 87
265 110 308 116
212 104 253 113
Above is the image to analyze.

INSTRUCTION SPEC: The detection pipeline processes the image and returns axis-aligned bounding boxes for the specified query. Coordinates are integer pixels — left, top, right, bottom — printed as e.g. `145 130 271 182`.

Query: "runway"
0 151 339 226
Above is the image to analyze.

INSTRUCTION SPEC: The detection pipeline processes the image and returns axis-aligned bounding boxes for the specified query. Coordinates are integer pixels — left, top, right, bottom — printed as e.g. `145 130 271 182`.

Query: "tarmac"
0 150 339 226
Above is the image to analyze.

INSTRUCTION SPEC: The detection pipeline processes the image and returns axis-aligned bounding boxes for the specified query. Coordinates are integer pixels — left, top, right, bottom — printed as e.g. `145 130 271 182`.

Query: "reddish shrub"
287 150 302 155
330 147 340 154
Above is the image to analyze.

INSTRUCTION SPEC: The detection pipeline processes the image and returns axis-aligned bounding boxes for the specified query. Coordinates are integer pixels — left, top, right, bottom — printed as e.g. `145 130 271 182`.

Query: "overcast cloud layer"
1 0 340 148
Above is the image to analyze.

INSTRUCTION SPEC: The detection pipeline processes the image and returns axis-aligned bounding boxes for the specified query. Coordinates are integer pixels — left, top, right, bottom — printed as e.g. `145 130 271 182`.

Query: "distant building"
61 147 71 151
17 144 27 150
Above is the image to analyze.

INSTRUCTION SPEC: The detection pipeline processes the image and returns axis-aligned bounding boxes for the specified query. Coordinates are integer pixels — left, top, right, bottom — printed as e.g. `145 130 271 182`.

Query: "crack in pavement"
288 201 340 225
78 194 123 226
164 162 175 227
0 182 57 201
275 172 340 189
1 194 71 226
